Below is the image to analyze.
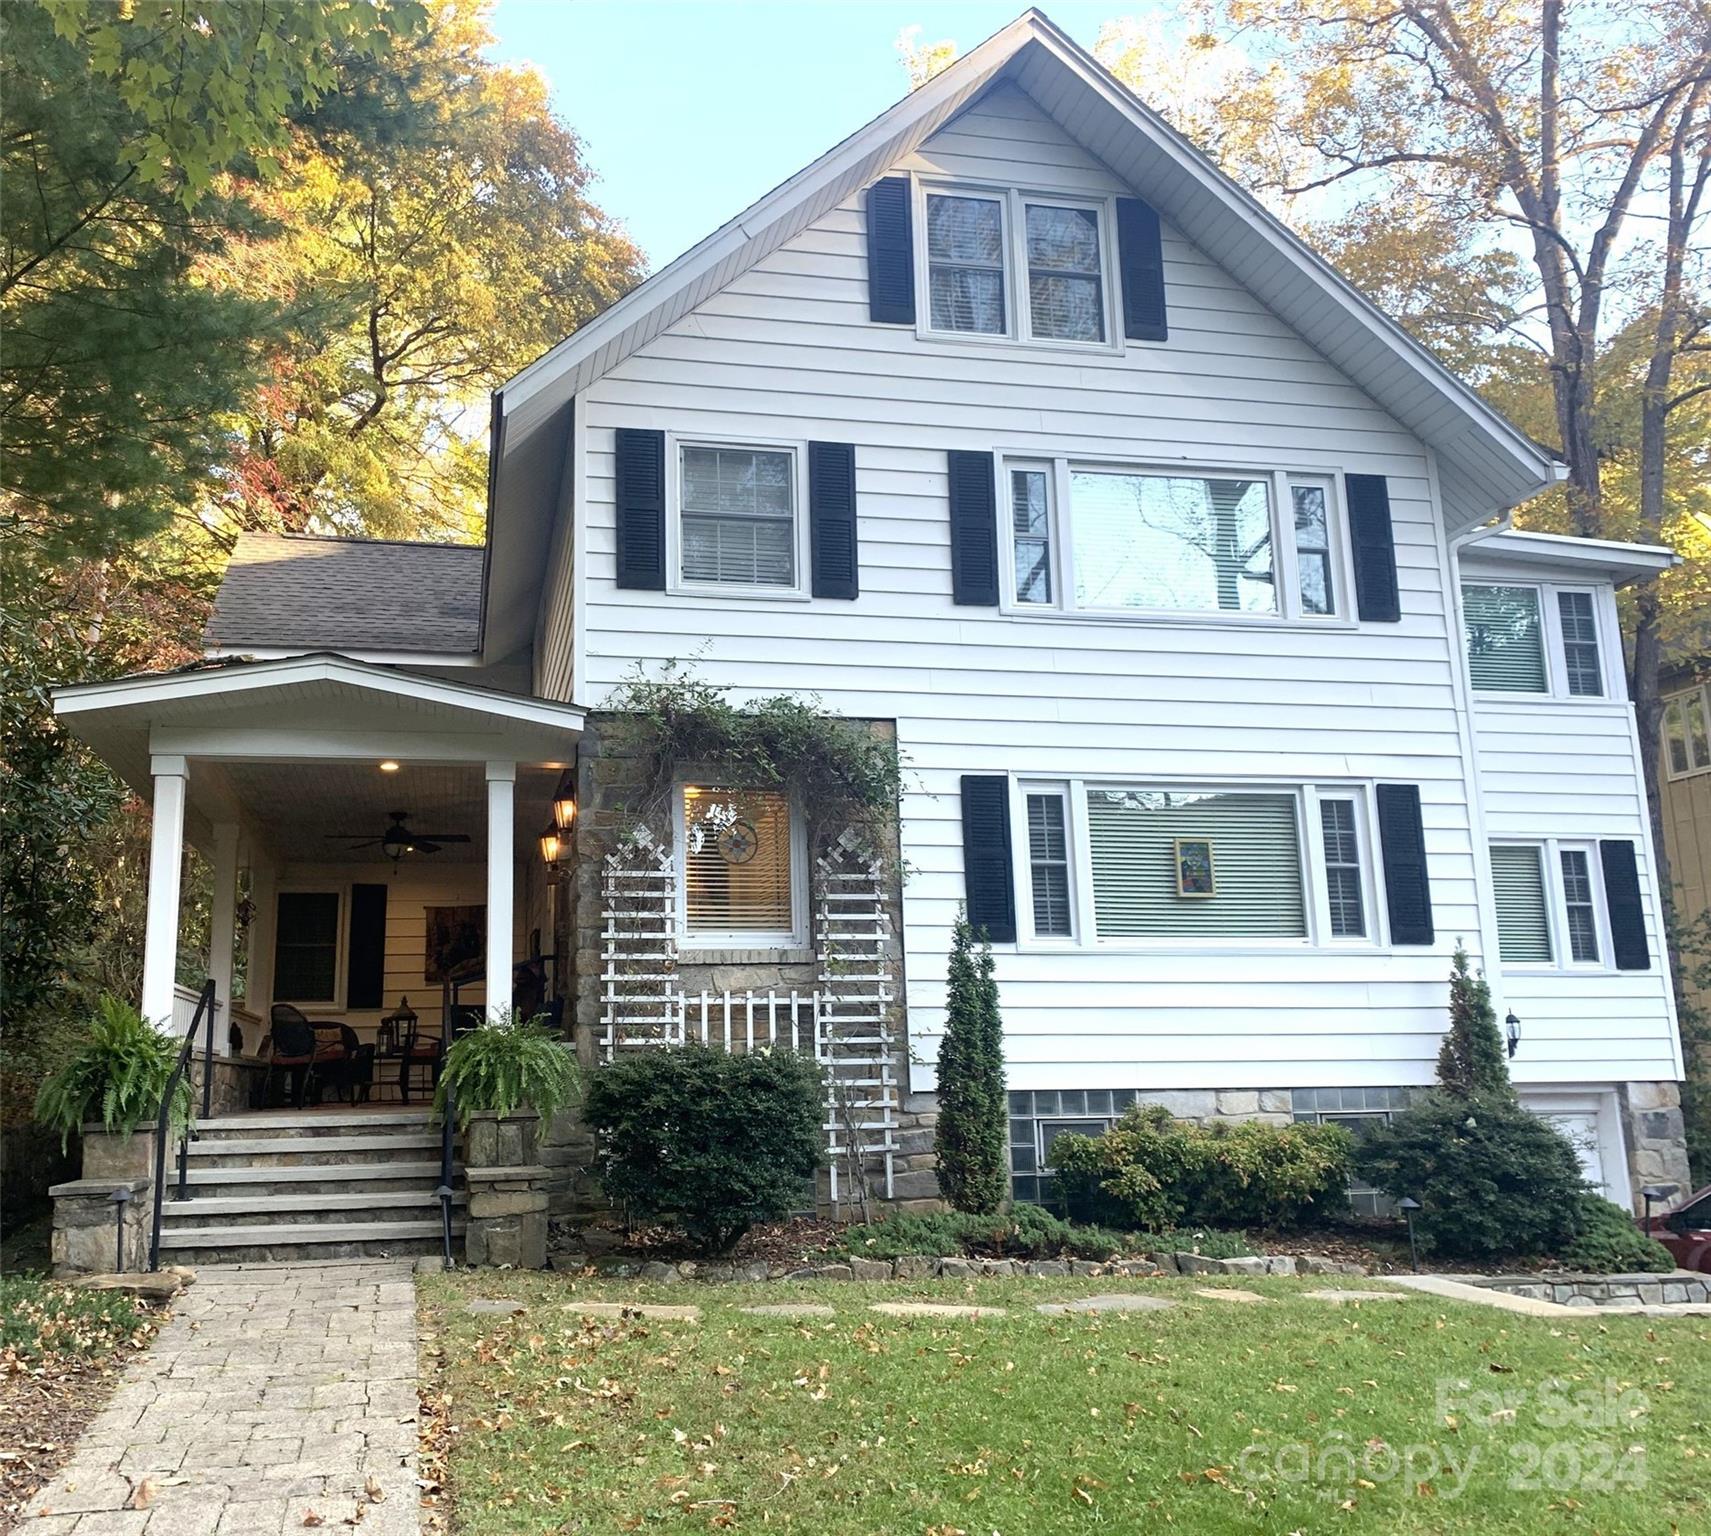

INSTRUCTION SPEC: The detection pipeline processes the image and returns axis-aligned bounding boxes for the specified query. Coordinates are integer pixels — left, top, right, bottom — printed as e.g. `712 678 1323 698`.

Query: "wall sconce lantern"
552 770 578 833
538 824 563 866
1505 1010 1522 1058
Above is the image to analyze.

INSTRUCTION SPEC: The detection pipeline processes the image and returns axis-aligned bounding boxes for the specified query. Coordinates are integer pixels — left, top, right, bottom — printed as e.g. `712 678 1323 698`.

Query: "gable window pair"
970 776 1433 949
1489 839 1649 971
865 177 1168 344
614 429 858 599
1461 583 1607 698
999 460 1350 621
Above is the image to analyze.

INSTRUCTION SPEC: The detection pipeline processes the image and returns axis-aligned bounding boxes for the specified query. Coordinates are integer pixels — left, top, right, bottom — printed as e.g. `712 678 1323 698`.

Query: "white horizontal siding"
550 84 1654 1094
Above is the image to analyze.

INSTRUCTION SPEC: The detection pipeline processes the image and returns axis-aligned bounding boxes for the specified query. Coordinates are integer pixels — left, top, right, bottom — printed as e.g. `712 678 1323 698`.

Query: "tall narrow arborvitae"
934 912 1009 1213
1436 945 1513 1099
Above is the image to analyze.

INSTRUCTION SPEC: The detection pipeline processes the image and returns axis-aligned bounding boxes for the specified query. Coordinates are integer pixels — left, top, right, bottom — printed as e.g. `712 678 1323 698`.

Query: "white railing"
170 982 224 1041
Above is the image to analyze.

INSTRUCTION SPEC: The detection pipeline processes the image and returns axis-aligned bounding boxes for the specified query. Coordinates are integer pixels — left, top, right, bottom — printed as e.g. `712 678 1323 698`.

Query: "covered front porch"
55 654 586 1094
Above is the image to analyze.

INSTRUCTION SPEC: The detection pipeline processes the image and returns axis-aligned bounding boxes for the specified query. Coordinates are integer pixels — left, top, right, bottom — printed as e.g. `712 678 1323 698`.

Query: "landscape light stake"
1398 1197 1422 1273
110 1186 132 1273
1640 1184 1674 1239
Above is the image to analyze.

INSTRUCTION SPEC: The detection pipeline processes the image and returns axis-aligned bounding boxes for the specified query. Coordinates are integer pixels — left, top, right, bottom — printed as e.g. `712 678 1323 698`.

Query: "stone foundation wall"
1470 1270 1709 1308
1616 1080 1693 1208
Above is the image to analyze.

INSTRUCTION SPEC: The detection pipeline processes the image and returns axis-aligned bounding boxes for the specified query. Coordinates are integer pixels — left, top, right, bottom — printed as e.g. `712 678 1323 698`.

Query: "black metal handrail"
148 979 217 1272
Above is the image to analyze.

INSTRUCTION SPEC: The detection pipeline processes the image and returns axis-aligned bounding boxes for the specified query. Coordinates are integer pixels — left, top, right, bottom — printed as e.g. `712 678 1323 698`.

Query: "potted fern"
434 1009 580 1168
36 996 194 1180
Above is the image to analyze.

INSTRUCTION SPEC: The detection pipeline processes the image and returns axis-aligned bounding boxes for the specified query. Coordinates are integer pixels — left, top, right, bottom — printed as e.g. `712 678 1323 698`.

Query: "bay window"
999 458 1350 622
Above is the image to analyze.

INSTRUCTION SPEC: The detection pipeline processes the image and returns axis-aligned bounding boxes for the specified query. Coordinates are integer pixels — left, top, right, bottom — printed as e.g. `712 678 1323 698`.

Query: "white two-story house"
54 11 1689 1253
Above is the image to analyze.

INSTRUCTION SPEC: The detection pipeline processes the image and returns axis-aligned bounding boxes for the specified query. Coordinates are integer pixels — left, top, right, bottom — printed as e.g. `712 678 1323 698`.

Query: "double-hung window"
1489 839 1607 969
679 786 803 949
1017 780 1380 947
274 890 342 1005
1663 684 1711 779
677 443 799 591
921 185 1113 346
1461 582 1609 699
1000 459 1349 620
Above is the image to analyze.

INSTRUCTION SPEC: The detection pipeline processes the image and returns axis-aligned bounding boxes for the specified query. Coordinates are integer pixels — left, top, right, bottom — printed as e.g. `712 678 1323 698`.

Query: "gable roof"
482 10 1563 661
206 532 483 656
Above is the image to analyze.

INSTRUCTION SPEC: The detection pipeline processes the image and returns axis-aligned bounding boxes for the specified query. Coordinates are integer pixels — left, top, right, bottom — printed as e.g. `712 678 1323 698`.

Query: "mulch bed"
0 1298 164 1531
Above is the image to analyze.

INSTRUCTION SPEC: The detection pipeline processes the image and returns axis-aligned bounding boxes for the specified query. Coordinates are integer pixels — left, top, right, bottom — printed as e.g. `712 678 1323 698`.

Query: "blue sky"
485 2 1120 269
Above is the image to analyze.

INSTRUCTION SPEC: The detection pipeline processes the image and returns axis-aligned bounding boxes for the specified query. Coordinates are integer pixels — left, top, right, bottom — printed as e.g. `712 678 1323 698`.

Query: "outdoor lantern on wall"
1505 1010 1522 1058
539 823 563 867
552 770 578 833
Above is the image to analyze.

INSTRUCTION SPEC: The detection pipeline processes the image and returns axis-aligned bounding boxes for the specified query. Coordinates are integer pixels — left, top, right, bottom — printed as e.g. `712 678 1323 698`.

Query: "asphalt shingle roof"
205 533 484 655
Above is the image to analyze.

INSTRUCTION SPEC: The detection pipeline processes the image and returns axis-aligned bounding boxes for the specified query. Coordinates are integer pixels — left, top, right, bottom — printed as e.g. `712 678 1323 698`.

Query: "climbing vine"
600 661 904 849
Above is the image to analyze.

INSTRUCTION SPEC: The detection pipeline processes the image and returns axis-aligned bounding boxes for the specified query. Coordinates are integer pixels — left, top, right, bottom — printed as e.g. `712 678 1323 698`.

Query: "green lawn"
421 1269 1710 1535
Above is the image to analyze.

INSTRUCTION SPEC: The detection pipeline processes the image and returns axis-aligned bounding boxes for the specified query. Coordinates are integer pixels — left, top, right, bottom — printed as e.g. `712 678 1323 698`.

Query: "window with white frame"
1663 684 1711 779
1025 788 1073 938
999 459 1349 621
921 185 1113 346
678 444 798 589
1461 581 1609 698
274 890 342 1004
1012 780 1382 948
1489 839 1607 969
679 786 801 947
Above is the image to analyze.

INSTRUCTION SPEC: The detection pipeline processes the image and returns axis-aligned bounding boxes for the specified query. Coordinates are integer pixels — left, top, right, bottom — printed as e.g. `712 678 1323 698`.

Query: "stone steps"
156 1108 458 1264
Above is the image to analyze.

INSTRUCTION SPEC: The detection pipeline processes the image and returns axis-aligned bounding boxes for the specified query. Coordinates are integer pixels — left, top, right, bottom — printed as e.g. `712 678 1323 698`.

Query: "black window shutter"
1116 197 1167 342
961 775 1016 943
809 441 858 599
1346 473 1401 622
866 176 915 324
948 450 999 606
346 883 389 1009
614 427 666 590
1376 784 1434 945
1599 840 1651 970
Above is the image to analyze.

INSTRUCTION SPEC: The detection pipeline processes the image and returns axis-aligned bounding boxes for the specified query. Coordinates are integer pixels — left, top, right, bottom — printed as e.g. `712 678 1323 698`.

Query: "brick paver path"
22 1262 420 1536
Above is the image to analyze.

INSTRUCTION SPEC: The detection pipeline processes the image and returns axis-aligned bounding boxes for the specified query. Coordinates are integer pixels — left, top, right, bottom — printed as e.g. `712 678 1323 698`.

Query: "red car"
1642 1184 1711 1272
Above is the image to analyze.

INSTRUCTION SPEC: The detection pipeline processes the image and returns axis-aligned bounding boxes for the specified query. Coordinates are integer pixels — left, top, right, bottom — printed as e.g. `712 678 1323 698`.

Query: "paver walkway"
22 1261 420 1536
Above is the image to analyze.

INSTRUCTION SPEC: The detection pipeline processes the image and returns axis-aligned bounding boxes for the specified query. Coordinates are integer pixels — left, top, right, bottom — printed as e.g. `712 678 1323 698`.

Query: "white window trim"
674 782 809 952
1488 836 1613 973
913 178 1123 355
272 884 348 1010
1462 579 1621 703
994 454 1357 627
1663 682 1711 780
1008 775 1386 953
664 433 811 603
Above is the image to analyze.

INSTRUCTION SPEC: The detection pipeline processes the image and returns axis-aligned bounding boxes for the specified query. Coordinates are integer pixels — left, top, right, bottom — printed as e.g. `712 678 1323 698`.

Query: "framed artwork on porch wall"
425 904 486 983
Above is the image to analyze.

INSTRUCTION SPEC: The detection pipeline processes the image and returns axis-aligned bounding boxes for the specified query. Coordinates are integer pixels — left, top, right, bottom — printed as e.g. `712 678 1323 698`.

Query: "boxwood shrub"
1050 1104 1354 1231
583 1044 823 1254
1559 1195 1674 1274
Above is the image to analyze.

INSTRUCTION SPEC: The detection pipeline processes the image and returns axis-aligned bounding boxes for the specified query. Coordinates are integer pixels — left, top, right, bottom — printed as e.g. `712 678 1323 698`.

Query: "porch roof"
53 653 585 834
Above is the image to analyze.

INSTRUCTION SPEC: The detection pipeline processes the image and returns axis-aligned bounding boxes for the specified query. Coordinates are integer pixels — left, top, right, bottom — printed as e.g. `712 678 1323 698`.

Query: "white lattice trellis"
599 827 683 1053
814 829 900 1208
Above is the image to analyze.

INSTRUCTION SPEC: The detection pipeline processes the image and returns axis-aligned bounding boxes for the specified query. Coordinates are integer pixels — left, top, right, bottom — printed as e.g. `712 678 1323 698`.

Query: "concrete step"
180 1161 449 1198
184 1132 443 1166
161 1189 466 1225
194 1110 434 1139
157 1218 464 1252
158 1229 460 1264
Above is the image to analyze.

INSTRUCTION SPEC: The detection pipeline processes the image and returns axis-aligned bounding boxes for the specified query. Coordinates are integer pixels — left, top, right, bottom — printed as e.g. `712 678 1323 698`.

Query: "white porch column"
485 761 516 1019
248 852 278 1032
141 754 188 1031
207 821 240 1052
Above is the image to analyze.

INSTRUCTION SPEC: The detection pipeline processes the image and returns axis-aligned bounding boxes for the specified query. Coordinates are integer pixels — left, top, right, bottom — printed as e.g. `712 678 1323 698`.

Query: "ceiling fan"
326 810 470 861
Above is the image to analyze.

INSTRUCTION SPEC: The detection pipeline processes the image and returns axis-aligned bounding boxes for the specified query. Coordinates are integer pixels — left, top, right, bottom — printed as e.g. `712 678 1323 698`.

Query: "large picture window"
679 786 800 947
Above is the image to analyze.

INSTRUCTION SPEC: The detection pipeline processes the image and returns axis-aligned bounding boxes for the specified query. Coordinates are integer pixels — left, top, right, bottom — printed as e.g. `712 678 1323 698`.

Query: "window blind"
1557 591 1603 696
1463 585 1547 692
1490 844 1552 963
1560 848 1599 963
1319 798 1365 937
683 788 793 937
1027 792 1072 936
1088 789 1305 938
681 447 794 587
1025 204 1103 341
927 194 1005 333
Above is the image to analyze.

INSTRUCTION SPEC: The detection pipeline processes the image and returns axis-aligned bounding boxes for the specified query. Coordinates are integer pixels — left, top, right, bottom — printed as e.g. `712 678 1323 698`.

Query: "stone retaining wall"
1466 1269 1709 1308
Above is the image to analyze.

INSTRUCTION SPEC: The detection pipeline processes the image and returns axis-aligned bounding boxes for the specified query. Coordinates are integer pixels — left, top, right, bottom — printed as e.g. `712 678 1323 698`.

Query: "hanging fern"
35 995 194 1149
433 1009 580 1128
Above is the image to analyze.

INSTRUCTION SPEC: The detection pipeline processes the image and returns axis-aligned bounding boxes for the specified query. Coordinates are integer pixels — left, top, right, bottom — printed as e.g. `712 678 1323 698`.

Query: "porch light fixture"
552 770 578 832
1640 1184 1676 1236
539 823 563 866
1505 1010 1521 1058
379 760 400 773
